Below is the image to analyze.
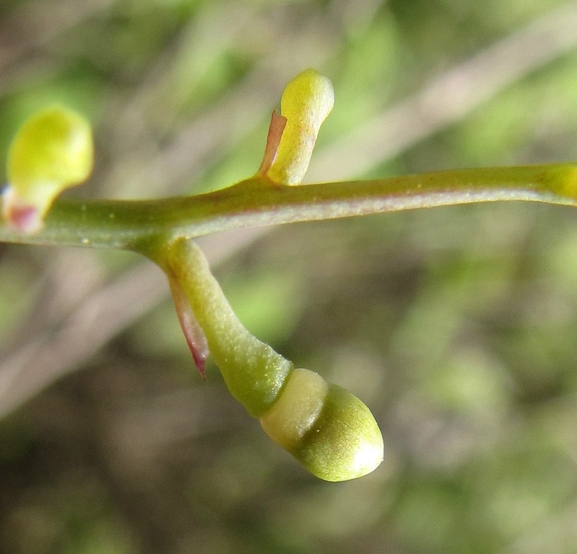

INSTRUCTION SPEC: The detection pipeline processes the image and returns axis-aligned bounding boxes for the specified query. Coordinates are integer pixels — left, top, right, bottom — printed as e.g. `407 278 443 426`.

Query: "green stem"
161 239 292 417
1 164 576 253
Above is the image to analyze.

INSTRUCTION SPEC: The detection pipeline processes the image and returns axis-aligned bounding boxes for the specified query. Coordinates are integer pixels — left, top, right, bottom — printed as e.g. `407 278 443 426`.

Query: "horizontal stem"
1 164 576 254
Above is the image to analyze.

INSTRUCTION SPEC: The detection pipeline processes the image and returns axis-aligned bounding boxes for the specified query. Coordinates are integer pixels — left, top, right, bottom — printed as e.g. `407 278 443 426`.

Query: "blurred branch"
308 1 577 181
0 0 114 94
0 228 267 419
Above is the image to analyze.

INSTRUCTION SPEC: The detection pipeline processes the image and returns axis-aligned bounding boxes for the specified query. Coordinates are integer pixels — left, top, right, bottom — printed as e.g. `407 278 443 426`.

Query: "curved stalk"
1 164 576 254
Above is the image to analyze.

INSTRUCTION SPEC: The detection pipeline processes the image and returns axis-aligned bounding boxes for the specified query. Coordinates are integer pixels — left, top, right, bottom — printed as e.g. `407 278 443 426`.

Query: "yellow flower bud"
262 69 334 185
3 105 93 233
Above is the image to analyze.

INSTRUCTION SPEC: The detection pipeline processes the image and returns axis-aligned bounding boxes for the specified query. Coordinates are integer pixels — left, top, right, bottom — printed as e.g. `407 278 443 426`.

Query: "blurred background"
2 0 577 552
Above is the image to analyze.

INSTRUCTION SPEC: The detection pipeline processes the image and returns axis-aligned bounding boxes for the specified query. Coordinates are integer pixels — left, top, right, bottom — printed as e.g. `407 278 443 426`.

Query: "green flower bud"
3 105 93 233
162 239 384 481
261 368 384 482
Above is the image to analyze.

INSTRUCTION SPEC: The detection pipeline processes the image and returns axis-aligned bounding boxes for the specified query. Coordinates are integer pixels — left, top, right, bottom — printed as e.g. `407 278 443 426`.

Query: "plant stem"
1 164 576 254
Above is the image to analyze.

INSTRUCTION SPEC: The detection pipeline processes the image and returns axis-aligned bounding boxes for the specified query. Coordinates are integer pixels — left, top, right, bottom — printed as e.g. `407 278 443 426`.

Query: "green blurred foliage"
2 0 577 553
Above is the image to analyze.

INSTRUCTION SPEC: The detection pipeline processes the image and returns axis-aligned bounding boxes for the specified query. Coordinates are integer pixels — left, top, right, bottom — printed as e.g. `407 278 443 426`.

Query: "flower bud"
3 105 93 233
261 368 384 481
261 69 334 185
164 239 383 481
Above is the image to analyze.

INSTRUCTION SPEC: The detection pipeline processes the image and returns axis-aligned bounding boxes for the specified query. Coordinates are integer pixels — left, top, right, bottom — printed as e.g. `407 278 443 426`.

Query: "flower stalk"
1 164 576 253
157 238 384 481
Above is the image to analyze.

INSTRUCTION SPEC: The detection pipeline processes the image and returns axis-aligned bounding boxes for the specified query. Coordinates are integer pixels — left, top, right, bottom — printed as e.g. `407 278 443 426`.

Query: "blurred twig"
308 1 577 181
0 228 266 419
0 0 114 93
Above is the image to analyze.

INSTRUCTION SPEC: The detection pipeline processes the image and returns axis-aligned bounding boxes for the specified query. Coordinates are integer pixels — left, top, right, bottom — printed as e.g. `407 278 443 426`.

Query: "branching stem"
1 164 576 255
